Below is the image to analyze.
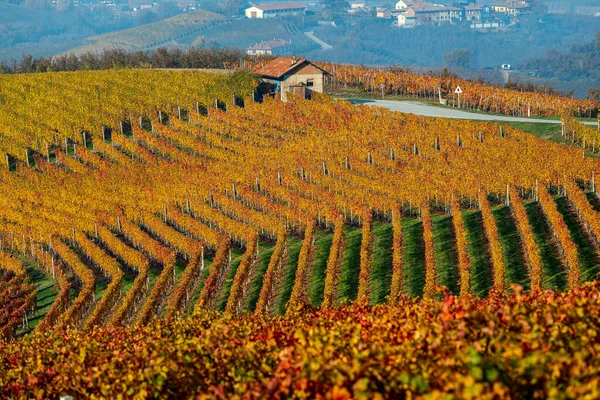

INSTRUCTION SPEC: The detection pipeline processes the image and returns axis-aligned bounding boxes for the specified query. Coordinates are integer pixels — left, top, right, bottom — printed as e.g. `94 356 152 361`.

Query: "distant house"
506 1 531 15
463 3 490 20
397 11 417 27
245 3 307 18
401 3 453 25
397 1 492 27
395 0 414 10
491 0 530 15
376 8 393 18
255 56 329 102
471 20 504 29
350 1 367 8
594 11 600 17
247 39 292 56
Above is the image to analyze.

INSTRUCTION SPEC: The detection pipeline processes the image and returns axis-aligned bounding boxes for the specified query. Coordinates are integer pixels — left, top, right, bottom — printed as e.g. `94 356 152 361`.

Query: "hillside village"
243 0 534 29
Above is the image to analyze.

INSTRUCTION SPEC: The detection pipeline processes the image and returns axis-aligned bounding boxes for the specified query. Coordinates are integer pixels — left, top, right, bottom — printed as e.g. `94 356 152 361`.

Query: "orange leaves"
225 231 259 317
389 205 404 303
53 239 96 330
255 229 287 317
451 196 471 297
196 235 231 311
287 221 316 312
8 282 600 398
322 216 345 308
509 187 543 293
356 209 374 304
479 193 505 292
323 63 599 118
538 185 581 289
422 204 437 299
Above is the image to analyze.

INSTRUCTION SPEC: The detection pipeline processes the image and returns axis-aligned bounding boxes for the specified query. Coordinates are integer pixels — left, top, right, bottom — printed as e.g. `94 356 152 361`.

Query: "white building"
245 3 307 18
397 12 417 27
395 0 414 10
350 1 366 8
247 39 292 56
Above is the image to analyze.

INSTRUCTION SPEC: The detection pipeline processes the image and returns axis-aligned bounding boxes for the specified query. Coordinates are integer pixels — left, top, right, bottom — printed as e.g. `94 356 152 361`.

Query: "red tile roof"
255 56 308 78
253 3 307 11
254 56 328 79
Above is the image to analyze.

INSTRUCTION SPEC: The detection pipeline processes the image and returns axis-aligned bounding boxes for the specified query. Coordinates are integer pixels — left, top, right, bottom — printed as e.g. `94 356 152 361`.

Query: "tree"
320 0 349 12
221 0 249 15
444 48 472 68
588 88 600 102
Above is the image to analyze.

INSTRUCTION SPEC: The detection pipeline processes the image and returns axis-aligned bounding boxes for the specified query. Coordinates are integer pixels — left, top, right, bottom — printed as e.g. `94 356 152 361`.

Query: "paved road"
304 31 333 51
347 99 598 126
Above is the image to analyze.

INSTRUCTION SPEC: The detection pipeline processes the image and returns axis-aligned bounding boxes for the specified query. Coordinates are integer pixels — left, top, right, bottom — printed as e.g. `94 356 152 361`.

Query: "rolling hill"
64 10 226 55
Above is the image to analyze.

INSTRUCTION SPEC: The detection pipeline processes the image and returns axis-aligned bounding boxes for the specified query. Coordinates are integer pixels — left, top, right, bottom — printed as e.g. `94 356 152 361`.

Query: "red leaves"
5 284 600 398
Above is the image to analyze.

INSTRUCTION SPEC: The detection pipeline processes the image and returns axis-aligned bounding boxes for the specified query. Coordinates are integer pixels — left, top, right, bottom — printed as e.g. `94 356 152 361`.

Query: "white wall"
245 7 264 18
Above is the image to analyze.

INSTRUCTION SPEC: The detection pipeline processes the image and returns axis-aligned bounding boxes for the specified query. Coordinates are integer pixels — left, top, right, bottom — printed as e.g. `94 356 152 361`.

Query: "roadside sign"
455 86 463 94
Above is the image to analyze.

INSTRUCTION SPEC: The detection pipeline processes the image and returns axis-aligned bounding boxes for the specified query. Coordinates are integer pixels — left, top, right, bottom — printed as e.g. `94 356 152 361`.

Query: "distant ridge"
63 10 225 56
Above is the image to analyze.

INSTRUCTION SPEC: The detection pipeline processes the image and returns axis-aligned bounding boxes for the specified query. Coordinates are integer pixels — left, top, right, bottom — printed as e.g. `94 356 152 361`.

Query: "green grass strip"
586 192 600 212
307 228 333 307
525 201 566 291
555 197 600 283
402 217 425 298
492 205 529 290
462 210 492 297
22 257 58 332
337 225 362 304
245 241 276 313
370 221 393 305
274 236 303 315
186 255 214 313
432 214 459 295
215 246 244 312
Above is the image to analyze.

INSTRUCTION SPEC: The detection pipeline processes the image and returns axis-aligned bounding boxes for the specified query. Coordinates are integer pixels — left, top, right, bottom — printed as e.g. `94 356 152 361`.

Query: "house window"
307 79 314 87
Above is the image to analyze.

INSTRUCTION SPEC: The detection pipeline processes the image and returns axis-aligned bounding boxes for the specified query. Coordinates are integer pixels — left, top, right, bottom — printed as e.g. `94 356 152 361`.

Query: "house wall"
395 1 409 10
245 7 264 18
280 64 324 102
264 8 306 18
397 14 416 27
247 49 273 55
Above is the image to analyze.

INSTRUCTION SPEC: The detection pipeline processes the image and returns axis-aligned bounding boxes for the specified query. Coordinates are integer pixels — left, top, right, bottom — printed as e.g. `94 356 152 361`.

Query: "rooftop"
255 56 308 78
250 3 307 11
248 39 292 51
254 56 328 79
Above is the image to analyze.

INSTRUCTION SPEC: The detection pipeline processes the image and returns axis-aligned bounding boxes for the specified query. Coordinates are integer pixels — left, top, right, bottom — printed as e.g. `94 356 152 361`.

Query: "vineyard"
322 63 600 118
0 69 600 397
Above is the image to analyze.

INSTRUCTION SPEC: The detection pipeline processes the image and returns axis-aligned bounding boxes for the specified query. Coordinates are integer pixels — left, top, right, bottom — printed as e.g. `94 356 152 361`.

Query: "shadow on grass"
308 229 333 308
463 210 492 297
525 201 566 291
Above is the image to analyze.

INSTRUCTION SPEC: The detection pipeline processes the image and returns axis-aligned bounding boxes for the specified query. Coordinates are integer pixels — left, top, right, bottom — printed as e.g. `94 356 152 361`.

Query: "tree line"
0 47 261 74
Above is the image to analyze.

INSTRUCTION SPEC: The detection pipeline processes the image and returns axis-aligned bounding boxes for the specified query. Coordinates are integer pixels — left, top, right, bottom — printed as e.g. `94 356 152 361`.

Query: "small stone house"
255 56 329 102
376 8 393 18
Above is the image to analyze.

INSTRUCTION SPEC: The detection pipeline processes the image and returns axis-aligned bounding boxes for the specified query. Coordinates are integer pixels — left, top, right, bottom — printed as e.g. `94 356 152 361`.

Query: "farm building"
247 39 292 56
491 0 531 15
255 56 328 102
245 3 307 18
376 8 393 18
395 0 415 10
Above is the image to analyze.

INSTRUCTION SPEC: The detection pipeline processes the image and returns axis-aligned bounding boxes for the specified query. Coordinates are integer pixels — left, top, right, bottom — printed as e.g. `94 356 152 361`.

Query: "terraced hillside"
65 10 226 55
0 69 598 337
1 69 600 398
